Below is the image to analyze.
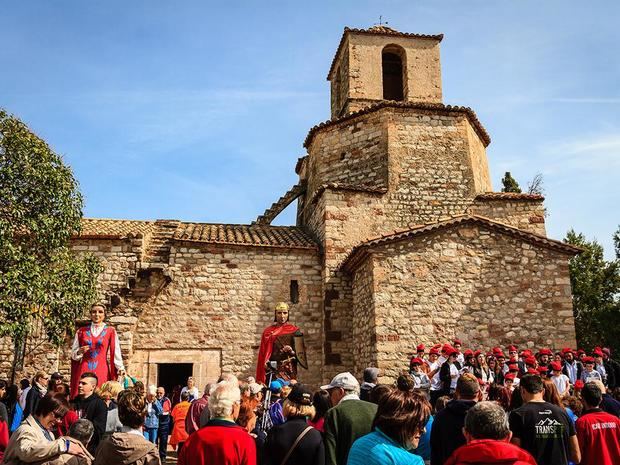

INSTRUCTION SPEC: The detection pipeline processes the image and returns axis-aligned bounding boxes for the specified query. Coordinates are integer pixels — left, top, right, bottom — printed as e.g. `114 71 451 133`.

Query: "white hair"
208 380 241 419
148 384 157 396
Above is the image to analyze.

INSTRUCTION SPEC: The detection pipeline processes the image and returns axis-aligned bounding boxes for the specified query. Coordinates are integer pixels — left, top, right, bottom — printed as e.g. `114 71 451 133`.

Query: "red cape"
256 322 299 383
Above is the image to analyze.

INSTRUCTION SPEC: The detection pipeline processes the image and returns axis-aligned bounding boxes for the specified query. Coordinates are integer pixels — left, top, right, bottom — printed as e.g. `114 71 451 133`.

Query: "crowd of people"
0 341 619 465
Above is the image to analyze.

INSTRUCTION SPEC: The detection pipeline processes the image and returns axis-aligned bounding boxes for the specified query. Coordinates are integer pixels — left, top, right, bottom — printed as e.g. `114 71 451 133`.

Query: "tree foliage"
564 229 620 354
501 172 522 193
0 109 101 357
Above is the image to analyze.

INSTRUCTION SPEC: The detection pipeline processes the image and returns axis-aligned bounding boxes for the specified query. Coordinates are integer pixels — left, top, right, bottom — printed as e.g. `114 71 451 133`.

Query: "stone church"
1 26 580 388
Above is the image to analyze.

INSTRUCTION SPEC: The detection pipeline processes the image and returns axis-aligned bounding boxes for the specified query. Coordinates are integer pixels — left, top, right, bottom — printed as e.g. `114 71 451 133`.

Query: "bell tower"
327 26 444 119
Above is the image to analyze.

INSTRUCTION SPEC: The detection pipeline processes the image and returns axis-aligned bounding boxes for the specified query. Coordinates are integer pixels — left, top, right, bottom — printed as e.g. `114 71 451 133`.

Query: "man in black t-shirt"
509 374 581 465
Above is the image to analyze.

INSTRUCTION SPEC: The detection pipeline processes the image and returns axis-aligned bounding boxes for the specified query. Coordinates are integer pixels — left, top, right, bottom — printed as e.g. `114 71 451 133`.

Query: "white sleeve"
113 329 124 371
71 332 83 361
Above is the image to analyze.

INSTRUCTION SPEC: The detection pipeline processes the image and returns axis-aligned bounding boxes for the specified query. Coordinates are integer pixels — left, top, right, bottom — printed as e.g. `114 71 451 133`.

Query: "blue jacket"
347 428 424 465
144 399 163 429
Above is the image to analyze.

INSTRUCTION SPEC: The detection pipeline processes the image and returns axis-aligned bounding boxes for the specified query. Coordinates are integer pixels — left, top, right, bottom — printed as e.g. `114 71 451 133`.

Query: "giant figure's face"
275 309 289 324
90 305 105 324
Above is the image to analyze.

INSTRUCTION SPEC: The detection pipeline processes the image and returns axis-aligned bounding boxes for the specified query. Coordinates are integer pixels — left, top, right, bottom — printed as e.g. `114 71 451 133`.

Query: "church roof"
173 222 317 250
304 101 491 148
76 218 318 250
340 215 581 272
475 192 545 201
327 26 444 80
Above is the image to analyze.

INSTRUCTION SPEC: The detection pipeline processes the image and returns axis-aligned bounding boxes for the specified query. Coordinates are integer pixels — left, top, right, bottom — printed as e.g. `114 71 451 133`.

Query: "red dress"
70 325 119 398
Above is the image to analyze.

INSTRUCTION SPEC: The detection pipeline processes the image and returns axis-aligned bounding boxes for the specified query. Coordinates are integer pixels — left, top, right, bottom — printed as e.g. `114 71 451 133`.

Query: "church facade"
0 26 579 387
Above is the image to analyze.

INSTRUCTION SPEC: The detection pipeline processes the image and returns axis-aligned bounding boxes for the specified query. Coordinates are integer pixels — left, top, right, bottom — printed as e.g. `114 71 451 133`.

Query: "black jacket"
601 393 620 417
562 360 583 383
603 360 616 388
430 399 476 465
73 393 108 454
23 383 45 418
439 361 461 393
263 416 325 465
608 358 620 389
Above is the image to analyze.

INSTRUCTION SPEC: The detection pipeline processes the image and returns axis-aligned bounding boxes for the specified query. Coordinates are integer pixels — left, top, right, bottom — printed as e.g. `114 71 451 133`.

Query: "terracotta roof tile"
304 101 491 148
77 218 156 239
475 192 545 201
340 215 581 272
172 222 317 250
327 26 443 80
309 183 387 205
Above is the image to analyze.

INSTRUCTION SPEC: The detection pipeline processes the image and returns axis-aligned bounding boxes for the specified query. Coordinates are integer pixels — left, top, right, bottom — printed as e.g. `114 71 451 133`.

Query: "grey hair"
147 384 157 396
343 385 361 396
68 419 94 446
464 401 510 440
208 380 241 418
363 367 379 383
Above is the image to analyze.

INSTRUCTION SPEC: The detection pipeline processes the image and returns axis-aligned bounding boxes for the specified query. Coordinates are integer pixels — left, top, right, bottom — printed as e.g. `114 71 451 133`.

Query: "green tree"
564 229 620 354
614 225 620 259
501 172 522 193
0 109 101 379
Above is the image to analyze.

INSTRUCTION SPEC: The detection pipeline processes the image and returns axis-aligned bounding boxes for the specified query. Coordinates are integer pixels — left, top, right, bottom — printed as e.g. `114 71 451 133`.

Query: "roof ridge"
339 214 581 272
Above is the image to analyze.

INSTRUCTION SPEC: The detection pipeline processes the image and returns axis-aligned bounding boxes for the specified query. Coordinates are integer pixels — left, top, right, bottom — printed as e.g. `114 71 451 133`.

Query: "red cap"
520 349 533 358
416 344 425 352
538 348 552 356
410 357 424 366
429 348 440 356
525 357 537 367
582 356 595 364
492 346 502 354
508 363 519 372
527 368 538 374
577 349 585 355
575 380 585 389
507 345 518 351
537 366 549 375
474 350 482 358
561 347 574 355
464 349 474 357
453 339 462 346
593 348 604 357
505 373 516 381
446 347 459 357
550 362 562 371
442 343 452 353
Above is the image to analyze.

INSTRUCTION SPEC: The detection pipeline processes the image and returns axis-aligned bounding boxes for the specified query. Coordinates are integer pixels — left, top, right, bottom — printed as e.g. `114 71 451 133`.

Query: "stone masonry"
0 25 579 386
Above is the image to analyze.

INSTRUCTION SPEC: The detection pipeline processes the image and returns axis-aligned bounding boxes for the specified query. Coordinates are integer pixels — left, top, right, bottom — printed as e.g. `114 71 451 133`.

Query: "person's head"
117 389 147 428
453 339 462 351
90 304 106 324
283 384 315 419
311 390 332 421
180 391 190 402
519 374 544 402
55 383 70 396
34 371 49 388
68 419 94 447
34 394 69 430
562 395 583 416
434 395 451 413
363 367 379 384
487 356 497 369
581 382 603 410
583 357 596 371
98 381 122 402
147 384 157 400
463 401 511 442
428 350 439 362
369 384 392 405
19 378 30 391
208 380 241 420
156 387 165 399
5 384 18 404
274 302 289 324
455 374 481 401
78 372 98 397
416 344 425 356
564 350 575 362
372 388 431 450
187 376 195 389
476 353 487 367
0 380 7 399
203 383 212 397
504 374 515 389
320 372 360 406
543 379 563 407
133 380 145 396
235 400 257 432
396 374 415 392
508 346 518 359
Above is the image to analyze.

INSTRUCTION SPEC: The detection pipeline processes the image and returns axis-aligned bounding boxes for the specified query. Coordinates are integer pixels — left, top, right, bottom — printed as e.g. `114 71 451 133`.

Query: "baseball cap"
287 384 313 406
248 382 263 395
320 372 359 391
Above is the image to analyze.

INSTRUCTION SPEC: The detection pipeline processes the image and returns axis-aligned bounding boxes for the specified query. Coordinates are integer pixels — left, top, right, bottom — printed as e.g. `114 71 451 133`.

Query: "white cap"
320 372 359 391
248 382 263 395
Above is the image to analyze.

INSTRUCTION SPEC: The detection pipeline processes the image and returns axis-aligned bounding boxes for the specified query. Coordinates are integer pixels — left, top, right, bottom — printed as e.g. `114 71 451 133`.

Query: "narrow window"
290 280 299 304
382 49 404 101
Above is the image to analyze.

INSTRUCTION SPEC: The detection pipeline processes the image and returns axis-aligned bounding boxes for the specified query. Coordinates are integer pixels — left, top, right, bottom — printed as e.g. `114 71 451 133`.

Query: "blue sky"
2 1 619 257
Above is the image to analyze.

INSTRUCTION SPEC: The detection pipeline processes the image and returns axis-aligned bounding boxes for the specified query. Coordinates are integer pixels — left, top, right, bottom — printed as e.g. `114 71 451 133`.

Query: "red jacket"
445 438 537 465
576 408 620 465
178 419 256 465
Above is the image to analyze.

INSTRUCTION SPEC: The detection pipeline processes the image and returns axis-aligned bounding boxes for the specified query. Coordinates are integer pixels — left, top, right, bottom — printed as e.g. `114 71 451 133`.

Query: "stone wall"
468 199 547 236
351 256 377 375
349 223 577 379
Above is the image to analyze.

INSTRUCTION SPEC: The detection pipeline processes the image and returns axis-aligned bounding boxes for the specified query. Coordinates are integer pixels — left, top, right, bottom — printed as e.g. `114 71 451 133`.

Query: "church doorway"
157 363 193 399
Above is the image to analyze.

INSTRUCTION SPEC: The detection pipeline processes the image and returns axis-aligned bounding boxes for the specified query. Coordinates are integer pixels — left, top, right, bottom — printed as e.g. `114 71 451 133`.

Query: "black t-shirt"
509 401 575 465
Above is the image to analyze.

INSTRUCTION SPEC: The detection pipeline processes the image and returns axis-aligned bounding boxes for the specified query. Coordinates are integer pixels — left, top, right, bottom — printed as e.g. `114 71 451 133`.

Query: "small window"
290 280 299 304
382 48 405 101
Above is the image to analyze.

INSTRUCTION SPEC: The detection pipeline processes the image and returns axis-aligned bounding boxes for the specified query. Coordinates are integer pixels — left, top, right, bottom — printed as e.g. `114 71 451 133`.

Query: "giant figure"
70 304 125 398
256 302 307 383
